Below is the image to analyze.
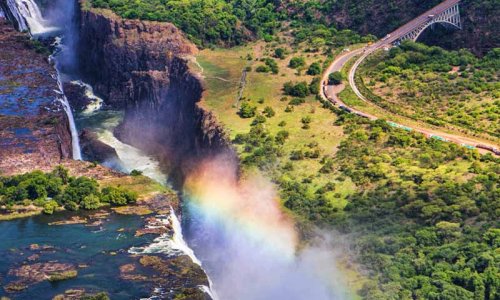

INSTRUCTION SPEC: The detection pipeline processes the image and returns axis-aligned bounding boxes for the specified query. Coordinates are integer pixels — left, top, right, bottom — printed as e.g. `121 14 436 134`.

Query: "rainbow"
184 157 298 260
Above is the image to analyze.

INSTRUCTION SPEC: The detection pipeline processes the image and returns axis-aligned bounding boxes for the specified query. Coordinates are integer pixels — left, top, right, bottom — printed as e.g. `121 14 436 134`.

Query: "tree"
283 82 310 97
101 187 137 206
238 102 257 118
274 48 286 59
52 165 69 184
81 194 101 210
307 62 322 75
43 200 59 215
329 71 343 85
263 106 275 118
289 57 306 69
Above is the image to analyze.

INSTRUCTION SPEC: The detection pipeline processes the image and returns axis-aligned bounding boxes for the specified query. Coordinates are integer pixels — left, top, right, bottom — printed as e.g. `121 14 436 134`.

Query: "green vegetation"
90 0 281 46
198 34 500 297
0 167 138 215
240 105 500 298
361 41 499 140
329 71 343 85
307 62 322 75
288 56 306 69
48 270 78 282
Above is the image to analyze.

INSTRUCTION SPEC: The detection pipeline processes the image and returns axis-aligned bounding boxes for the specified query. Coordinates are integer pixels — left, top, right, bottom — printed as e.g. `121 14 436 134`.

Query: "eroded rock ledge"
77 1 233 182
0 19 73 175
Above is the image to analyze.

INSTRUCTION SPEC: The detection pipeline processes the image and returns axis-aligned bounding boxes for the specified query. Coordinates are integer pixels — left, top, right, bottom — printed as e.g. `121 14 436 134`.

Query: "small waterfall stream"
4 0 82 159
50 38 82 160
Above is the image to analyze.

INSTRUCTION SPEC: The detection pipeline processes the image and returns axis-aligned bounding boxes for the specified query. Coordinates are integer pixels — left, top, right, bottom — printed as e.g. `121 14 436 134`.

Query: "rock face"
77 1 232 182
0 19 73 175
79 128 121 165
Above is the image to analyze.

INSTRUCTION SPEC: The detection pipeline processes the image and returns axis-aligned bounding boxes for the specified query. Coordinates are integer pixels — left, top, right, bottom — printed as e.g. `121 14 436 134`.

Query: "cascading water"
3 0 82 159
71 80 104 115
4 0 57 35
51 71 82 160
4 0 216 298
49 38 82 160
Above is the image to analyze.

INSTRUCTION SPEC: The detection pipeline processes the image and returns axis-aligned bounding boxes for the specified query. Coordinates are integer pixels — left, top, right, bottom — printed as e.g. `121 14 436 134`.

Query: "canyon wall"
77 1 232 181
0 18 73 175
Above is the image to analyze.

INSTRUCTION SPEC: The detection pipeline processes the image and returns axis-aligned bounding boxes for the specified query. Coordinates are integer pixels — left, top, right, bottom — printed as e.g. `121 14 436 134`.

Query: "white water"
5 0 58 35
128 208 218 299
4 0 82 160
50 38 82 160
91 113 167 183
71 80 104 115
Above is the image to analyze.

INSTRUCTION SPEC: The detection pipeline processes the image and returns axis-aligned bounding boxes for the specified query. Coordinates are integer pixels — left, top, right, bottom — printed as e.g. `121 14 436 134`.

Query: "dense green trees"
0 167 137 213
300 115 499 299
91 0 280 46
362 42 500 138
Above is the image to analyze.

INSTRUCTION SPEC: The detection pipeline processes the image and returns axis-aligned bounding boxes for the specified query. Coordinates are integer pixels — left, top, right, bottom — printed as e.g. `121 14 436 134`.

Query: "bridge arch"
394 2 462 45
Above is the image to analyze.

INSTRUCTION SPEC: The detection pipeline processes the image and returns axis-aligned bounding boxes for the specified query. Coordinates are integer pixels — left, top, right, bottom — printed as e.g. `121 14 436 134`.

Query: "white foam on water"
5 0 59 36
71 80 104 115
50 38 82 160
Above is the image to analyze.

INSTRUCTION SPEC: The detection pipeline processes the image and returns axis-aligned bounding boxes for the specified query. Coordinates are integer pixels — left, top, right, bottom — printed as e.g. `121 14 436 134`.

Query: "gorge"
1 0 349 298
3 0 497 299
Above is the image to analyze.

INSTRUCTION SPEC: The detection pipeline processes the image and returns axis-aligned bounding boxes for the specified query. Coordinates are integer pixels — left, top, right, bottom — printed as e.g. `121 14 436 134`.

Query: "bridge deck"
385 0 460 44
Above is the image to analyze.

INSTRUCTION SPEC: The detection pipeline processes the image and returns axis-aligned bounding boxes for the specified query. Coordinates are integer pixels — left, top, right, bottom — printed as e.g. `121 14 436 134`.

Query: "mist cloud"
184 154 351 300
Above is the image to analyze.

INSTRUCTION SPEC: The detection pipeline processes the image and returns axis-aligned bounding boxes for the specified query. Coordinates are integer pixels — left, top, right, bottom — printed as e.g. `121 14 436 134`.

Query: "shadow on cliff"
76 3 234 186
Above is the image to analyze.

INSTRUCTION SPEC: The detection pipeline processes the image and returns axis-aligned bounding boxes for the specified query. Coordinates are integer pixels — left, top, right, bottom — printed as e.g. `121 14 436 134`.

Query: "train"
476 144 500 155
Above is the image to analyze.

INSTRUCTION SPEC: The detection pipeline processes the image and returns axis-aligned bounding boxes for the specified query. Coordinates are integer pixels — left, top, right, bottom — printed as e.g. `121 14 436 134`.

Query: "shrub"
274 48 286 59
329 71 343 85
256 65 271 73
289 57 306 69
130 170 143 176
307 62 322 75
251 115 267 126
239 102 257 118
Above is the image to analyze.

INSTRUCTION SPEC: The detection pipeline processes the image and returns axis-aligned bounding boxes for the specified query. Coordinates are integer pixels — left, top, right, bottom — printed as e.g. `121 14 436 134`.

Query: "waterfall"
52 72 82 160
128 208 218 299
4 0 57 35
3 0 82 159
71 80 104 115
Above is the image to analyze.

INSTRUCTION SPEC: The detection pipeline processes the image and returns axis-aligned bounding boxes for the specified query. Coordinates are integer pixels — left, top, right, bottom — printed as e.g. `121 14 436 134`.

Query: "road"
320 1 499 155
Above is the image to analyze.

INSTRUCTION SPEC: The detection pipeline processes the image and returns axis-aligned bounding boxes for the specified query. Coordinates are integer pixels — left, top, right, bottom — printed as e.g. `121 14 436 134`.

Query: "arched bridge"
348 0 464 105
320 0 500 156
392 0 462 45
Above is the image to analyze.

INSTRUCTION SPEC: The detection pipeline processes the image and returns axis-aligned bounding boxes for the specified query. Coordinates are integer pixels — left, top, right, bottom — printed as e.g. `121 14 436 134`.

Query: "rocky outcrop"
0 19 73 175
79 128 121 164
77 1 232 182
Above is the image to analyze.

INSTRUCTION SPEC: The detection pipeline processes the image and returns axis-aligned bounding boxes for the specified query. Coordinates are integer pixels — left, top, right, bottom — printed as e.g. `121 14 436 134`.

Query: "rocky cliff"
0 19 73 175
77 1 231 181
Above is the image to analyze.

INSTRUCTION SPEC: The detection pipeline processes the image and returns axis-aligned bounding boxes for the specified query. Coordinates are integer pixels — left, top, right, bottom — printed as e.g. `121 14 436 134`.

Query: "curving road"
320 0 500 155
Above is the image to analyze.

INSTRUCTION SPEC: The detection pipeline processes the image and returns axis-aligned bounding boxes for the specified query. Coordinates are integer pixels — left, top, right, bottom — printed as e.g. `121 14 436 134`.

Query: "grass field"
193 40 355 200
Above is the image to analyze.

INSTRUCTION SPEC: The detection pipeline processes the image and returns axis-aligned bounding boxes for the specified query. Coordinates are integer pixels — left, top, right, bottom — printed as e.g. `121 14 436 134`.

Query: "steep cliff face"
0 19 73 175
77 2 231 180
